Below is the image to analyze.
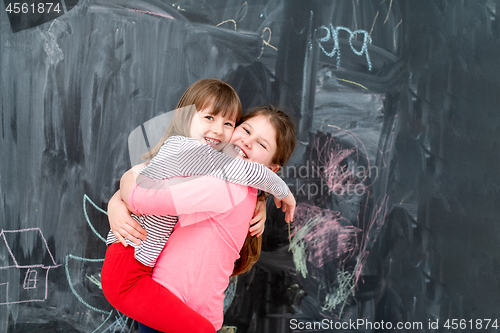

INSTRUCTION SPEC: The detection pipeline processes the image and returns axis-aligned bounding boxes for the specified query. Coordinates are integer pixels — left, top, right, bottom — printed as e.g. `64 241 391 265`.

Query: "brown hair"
232 106 296 276
143 79 242 159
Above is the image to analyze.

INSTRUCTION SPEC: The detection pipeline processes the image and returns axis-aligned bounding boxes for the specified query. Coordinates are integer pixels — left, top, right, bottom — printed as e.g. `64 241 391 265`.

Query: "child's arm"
141 136 290 200
126 174 249 218
107 190 147 246
249 196 267 237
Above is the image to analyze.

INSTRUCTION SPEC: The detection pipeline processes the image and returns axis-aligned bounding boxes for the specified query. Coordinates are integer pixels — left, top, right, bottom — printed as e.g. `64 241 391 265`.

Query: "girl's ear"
269 164 280 173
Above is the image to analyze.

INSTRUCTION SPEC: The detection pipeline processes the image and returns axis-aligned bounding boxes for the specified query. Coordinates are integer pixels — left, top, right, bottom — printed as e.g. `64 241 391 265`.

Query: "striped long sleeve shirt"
106 136 289 266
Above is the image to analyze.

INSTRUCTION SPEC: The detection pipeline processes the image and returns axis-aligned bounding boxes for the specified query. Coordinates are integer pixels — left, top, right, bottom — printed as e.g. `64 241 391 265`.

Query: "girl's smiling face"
189 104 236 151
223 115 279 170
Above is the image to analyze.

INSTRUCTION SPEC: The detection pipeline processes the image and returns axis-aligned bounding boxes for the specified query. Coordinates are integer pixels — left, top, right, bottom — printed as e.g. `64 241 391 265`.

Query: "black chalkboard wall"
1 0 500 332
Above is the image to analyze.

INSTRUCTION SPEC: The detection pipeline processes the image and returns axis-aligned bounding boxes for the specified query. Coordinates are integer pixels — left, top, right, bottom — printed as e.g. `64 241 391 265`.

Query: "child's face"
222 115 279 170
189 104 236 151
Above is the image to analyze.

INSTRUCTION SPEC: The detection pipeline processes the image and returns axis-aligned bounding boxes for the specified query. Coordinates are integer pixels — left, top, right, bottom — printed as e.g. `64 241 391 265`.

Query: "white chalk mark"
92 311 115 333
101 312 135 333
322 259 359 318
236 2 248 22
0 228 60 305
84 194 107 243
128 9 174 20
23 269 37 289
318 25 373 71
217 19 237 30
394 19 402 50
87 273 102 290
352 0 358 31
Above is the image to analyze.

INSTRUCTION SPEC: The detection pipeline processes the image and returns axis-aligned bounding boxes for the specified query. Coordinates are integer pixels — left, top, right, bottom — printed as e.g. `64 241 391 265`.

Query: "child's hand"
107 190 147 246
274 192 296 223
249 199 266 237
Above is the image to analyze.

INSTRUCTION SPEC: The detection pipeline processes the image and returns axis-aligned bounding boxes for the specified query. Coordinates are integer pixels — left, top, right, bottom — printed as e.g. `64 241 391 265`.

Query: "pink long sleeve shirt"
128 175 257 329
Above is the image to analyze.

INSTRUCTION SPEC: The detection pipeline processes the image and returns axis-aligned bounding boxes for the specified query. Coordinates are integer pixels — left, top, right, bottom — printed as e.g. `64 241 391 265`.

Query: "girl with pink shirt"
103 79 296 332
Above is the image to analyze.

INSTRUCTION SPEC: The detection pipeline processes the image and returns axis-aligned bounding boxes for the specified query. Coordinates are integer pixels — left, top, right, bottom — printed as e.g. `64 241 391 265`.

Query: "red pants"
101 243 216 333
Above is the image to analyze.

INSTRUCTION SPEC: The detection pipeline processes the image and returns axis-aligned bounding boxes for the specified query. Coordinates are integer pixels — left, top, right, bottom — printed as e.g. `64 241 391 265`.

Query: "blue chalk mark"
83 194 107 243
318 24 373 71
93 311 114 333
65 254 108 315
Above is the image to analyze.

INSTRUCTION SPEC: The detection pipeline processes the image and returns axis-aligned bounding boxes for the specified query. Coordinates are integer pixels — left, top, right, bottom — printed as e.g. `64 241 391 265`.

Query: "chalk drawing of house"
0 228 60 305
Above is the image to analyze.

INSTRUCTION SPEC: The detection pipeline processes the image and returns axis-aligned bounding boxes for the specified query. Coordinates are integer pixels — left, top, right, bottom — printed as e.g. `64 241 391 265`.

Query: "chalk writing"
0 228 60 305
318 24 373 71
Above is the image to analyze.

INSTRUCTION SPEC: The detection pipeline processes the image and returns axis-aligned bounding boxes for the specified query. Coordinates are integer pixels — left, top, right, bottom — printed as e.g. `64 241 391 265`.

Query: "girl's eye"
259 142 267 149
205 116 214 121
225 122 234 127
244 128 250 134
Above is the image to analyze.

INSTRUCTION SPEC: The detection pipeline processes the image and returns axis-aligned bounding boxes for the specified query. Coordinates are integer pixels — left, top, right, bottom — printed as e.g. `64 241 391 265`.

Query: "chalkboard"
2 0 500 332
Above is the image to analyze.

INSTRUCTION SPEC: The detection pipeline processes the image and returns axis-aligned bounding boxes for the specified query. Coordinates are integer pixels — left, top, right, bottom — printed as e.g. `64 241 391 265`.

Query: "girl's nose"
212 125 222 135
241 137 251 148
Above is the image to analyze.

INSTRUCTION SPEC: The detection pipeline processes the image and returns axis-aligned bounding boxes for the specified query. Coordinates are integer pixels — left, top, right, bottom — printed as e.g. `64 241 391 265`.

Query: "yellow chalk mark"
258 27 278 59
263 27 277 50
328 124 343 130
337 78 368 90
384 0 393 24
370 10 379 35
217 19 237 30
352 0 358 31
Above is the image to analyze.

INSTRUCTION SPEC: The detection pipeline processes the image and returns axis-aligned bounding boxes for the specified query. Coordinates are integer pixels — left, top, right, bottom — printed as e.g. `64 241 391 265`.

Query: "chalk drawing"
322 259 359 317
23 269 37 289
0 228 61 305
66 195 135 332
384 0 394 24
258 27 278 59
65 255 108 315
83 194 108 243
236 1 248 22
394 19 402 50
336 78 368 90
217 2 248 30
370 10 379 35
289 204 359 276
101 312 135 333
87 273 102 289
127 9 174 20
318 24 373 71
217 19 237 30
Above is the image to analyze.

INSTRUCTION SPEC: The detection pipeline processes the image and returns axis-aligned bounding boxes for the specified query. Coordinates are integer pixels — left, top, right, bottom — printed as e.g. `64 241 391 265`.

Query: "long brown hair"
143 78 242 160
232 106 296 276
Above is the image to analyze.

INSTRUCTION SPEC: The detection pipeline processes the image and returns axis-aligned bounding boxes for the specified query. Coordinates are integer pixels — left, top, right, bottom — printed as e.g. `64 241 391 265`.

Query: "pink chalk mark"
0 228 60 305
291 204 360 268
354 195 389 284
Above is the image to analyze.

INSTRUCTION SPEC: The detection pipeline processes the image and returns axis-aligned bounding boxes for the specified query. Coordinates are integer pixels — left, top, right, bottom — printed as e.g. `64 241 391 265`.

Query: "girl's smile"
223 115 279 171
